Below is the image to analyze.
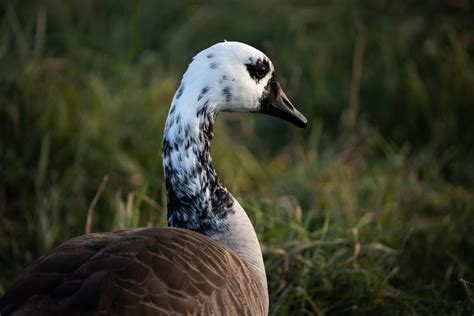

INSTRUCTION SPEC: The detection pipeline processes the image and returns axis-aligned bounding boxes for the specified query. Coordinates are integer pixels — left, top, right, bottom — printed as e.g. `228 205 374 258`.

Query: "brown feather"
0 228 266 316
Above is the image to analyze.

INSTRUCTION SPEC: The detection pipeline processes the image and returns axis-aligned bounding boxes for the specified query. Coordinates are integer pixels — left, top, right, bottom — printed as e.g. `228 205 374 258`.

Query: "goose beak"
259 78 308 128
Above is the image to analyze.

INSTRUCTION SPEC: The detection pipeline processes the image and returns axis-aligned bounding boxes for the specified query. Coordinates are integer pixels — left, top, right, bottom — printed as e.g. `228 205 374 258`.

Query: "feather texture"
0 228 266 316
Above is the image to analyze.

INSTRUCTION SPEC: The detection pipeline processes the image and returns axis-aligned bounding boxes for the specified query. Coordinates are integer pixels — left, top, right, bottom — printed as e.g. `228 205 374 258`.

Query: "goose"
0 41 307 316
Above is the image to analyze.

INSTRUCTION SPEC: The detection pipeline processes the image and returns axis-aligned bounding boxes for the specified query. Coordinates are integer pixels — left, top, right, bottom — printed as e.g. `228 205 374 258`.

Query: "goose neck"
162 97 233 236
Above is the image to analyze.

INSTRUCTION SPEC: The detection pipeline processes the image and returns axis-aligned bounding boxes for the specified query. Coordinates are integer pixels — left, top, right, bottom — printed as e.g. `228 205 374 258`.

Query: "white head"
162 41 306 239
169 41 307 128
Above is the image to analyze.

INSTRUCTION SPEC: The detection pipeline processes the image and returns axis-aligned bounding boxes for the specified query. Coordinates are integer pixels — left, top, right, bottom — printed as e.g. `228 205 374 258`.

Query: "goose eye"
255 63 268 78
246 59 270 82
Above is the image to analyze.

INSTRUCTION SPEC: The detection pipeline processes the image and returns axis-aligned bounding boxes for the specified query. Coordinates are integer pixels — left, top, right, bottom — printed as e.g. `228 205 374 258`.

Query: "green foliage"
1 0 473 314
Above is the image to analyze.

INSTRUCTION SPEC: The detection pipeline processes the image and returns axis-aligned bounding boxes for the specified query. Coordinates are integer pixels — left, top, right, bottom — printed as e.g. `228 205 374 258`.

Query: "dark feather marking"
219 75 229 84
245 58 270 84
169 104 176 115
184 124 191 138
196 100 209 117
209 63 218 69
222 87 232 102
176 84 185 99
198 86 210 101
163 105 233 236
162 139 171 156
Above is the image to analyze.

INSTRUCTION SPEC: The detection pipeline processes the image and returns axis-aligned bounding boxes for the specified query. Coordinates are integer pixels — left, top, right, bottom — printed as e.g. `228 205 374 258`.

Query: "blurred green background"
1 0 473 314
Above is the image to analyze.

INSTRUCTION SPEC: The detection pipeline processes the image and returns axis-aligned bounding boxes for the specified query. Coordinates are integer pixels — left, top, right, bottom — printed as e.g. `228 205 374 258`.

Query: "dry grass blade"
85 175 109 234
460 278 474 306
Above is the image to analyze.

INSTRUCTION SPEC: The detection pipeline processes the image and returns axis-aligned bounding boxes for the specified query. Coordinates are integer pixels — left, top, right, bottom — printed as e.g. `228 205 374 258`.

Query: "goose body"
0 41 307 315
0 228 266 315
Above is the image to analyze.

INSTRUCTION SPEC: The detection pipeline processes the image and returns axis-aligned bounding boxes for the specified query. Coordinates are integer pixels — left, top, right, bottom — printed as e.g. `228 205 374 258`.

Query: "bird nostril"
283 97 295 111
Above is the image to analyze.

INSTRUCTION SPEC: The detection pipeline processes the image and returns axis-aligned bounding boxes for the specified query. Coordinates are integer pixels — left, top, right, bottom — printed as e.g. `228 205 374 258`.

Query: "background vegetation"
1 0 473 314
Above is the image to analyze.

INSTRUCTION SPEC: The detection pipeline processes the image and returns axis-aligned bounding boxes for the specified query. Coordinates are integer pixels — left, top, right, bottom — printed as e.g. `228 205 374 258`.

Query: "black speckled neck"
162 106 234 236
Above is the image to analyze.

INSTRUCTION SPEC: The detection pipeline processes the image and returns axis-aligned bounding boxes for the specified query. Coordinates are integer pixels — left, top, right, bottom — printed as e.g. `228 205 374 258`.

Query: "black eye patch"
245 58 270 83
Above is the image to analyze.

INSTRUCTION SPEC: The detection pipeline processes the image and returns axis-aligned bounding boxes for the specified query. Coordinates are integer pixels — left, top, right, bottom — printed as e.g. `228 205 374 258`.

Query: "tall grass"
1 0 473 314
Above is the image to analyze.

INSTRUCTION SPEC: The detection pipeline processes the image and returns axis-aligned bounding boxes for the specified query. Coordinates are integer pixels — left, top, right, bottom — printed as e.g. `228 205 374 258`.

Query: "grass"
1 0 473 314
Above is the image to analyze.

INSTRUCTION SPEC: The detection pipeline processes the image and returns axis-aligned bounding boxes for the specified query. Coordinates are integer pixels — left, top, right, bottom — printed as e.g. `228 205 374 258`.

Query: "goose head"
163 41 307 236
170 41 307 128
